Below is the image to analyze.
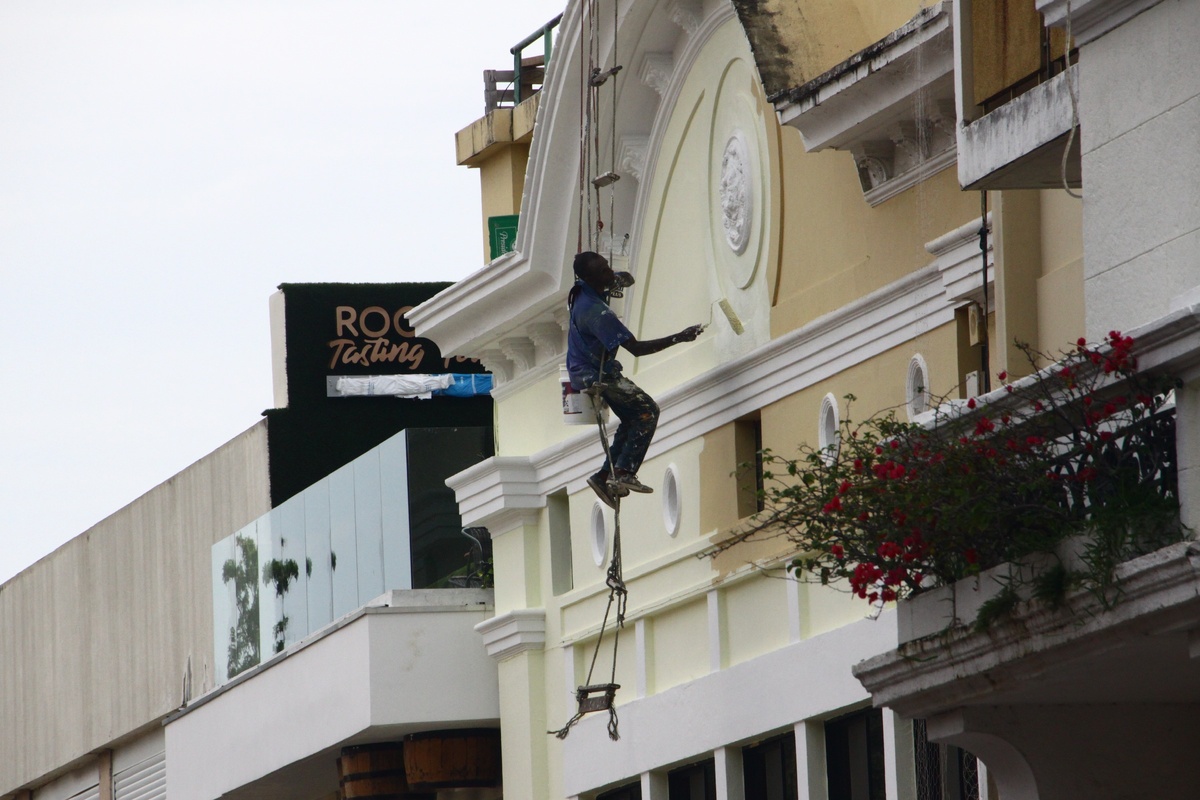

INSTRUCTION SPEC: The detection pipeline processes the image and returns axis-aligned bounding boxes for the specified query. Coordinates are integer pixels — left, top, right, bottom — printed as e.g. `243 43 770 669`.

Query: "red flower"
967 398 977 409
964 549 978 564
1077 336 1088 347
998 370 1007 381
830 544 845 559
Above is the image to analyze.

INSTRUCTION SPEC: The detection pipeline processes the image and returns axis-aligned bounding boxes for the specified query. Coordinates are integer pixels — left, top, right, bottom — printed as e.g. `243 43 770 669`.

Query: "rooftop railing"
483 14 562 112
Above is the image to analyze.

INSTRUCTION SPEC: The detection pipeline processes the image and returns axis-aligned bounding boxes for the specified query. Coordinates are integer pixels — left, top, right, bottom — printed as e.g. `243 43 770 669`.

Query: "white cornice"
475 608 547 661
927 212 993 305
1038 0 1166 45
775 2 953 150
772 2 957 203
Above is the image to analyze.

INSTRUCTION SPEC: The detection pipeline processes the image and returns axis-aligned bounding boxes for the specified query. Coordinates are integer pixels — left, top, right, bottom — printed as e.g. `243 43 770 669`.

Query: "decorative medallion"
719 132 752 255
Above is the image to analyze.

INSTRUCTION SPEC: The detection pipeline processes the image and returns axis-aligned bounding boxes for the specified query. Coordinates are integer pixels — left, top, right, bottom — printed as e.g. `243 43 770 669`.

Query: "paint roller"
699 298 745 336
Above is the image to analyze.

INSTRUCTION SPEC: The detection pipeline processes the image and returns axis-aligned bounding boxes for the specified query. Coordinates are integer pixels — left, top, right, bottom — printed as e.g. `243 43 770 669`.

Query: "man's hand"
624 324 705 357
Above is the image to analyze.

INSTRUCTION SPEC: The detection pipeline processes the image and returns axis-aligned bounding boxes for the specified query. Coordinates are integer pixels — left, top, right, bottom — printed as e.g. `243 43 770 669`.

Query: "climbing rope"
549 355 628 741
548 0 629 741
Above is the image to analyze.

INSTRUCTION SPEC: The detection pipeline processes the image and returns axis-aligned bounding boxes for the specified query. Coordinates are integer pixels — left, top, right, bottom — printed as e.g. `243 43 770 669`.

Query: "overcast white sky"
0 0 566 584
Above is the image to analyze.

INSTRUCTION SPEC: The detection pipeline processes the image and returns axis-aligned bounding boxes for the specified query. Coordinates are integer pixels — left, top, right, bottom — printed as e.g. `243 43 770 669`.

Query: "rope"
1061 0 1083 199
549 351 627 741
549 0 629 741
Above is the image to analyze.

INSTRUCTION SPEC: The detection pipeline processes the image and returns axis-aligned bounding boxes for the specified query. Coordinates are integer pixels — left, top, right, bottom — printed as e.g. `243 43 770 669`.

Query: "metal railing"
483 14 563 112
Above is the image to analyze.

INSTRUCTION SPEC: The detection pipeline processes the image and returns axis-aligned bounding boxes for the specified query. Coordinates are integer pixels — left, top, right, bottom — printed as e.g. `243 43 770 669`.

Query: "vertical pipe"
979 191 991 393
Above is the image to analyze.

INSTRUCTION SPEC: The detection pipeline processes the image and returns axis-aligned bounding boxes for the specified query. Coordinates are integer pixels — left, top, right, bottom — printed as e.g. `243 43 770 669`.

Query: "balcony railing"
212 426 491 684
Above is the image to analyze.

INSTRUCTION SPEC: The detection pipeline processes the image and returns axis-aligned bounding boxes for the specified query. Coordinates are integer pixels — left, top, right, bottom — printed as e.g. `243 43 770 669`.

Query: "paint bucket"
561 366 606 426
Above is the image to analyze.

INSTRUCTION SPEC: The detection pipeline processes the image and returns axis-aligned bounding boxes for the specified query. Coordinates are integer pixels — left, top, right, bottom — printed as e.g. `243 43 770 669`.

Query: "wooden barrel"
339 742 435 800
403 728 502 789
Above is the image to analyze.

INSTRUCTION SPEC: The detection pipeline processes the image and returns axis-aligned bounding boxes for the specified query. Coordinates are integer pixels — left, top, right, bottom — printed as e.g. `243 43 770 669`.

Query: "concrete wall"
0 422 271 796
1080 0 1200 338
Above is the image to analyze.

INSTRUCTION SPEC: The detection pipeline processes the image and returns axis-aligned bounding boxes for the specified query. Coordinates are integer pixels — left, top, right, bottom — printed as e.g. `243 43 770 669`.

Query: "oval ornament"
719 132 753 256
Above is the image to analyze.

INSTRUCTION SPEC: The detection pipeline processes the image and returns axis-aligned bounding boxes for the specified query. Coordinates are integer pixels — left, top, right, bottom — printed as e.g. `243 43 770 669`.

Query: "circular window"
662 464 681 537
590 502 608 567
819 393 840 465
907 354 931 420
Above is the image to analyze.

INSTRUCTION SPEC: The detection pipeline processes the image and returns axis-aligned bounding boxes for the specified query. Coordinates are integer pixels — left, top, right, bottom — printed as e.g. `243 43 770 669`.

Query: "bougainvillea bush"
737 333 1181 612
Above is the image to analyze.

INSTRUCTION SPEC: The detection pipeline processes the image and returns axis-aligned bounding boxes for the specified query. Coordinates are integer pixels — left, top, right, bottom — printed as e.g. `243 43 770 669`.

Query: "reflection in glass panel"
209 425 493 687
218 522 261 680
354 448 385 605
406 427 492 588
305 478 334 632
329 462 359 619
211 533 236 686
275 495 308 651
255 516 280 662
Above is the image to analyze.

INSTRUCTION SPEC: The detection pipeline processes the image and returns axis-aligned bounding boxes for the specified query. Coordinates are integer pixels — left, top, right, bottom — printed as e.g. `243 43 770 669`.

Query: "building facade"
408 0 1101 798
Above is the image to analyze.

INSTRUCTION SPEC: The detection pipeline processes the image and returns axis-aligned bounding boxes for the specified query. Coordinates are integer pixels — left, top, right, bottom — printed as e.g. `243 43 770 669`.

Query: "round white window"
590 502 608 567
819 393 840 465
907 354 931 420
662 464 681 537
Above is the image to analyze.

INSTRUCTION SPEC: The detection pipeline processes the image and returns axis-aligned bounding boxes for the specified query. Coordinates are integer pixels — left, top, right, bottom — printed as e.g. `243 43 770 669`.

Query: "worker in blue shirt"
567 251 703 507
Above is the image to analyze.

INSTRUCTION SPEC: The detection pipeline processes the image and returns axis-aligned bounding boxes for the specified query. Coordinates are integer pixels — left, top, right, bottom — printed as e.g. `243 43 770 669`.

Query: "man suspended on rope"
567 251 703 508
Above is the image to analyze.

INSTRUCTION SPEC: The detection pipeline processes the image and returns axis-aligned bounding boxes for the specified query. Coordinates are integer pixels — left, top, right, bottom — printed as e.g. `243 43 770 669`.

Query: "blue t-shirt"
566 281 632 389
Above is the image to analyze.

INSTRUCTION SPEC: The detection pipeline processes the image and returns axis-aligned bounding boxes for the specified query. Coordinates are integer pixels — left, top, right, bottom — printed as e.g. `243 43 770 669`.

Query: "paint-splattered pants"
597 375 659 475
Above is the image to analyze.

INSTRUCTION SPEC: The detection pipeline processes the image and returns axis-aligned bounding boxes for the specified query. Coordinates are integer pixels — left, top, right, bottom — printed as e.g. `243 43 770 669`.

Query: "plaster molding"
863 145 957 206
477 348 515 385
772 2 956 204
718 132 753 255
448 456 545 535
1038 0 1166 45
666 0 701 36
927 213 993 306
637 53 674 97
618 134 650 182
527 321 565 362
499 336 537 372
774 2 954 149
475 608 548 661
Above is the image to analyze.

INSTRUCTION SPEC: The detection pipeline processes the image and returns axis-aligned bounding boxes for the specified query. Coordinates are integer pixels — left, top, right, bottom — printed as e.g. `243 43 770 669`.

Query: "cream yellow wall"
495 371 570 458
723 572 790 667
992 189 1086 375
476 145 529 261
626 19 779 399
1037 189 1085 356
772 126 980 337
761 323 961 464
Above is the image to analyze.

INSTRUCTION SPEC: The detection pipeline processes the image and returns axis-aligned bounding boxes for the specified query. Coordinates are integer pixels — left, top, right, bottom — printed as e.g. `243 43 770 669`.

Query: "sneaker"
613 471 653 494
587 473 618 509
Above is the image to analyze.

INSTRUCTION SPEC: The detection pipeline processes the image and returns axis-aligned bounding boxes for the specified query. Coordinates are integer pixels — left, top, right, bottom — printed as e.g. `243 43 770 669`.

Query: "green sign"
488 214 520 260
